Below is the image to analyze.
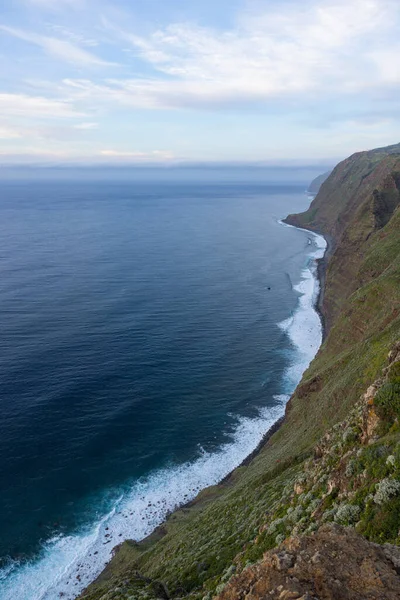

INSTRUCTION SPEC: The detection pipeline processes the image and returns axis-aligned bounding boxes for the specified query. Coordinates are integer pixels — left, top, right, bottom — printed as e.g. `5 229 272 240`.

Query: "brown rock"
216 525 400 600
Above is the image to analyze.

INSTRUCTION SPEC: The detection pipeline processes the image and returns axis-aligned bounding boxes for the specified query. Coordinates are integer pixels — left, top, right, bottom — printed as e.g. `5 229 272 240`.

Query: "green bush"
358 495 400 543
388 361 400 384
374 382 400 421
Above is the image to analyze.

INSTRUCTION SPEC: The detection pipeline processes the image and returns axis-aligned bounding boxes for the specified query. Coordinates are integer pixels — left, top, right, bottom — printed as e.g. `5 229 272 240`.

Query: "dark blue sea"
0 181 326 599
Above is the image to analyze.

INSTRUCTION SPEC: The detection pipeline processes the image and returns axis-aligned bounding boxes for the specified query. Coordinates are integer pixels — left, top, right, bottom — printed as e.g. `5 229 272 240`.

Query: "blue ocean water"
0 181 325 599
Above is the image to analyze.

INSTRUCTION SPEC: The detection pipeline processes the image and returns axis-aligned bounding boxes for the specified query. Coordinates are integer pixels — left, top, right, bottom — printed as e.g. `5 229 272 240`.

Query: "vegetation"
80 144 400 600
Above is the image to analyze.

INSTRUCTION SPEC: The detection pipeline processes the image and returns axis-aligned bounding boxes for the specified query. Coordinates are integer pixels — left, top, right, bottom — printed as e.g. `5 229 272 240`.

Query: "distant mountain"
308 171 331 194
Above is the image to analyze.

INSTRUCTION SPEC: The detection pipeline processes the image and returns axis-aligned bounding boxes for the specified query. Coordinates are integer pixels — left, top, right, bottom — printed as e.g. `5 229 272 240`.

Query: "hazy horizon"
1 0 400 167
0 163 333 183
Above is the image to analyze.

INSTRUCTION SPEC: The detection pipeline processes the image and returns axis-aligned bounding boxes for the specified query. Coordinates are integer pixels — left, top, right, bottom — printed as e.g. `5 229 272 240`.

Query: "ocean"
0 180 326 599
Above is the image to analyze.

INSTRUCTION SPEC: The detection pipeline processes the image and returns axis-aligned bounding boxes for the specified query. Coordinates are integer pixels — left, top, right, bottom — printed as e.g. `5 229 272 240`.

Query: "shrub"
388 361 400 384
267 517 286 535
374 382 400 421
386 455 396 468
288 505 304 523
374 478 400 505
334 504 361 525
321 507 337 522
358 495 400 544
342 428 358 445
345 459 357 477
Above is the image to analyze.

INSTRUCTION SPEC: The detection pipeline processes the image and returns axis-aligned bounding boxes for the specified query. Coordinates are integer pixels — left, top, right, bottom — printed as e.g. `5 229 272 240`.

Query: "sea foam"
278 221 327 387
0 402 287 600
0 222 327 600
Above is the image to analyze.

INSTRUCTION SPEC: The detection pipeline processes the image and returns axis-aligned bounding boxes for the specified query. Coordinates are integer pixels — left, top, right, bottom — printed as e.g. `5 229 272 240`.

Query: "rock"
294 484 304 495
272 552 295 571
216 525 400 599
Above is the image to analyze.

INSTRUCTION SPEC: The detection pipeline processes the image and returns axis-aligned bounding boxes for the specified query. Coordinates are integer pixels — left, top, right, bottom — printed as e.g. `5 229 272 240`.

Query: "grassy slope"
80 145 400 600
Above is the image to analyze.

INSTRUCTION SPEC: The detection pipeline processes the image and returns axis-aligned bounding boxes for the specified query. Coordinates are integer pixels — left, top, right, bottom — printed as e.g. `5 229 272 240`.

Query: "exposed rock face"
217 525 400 600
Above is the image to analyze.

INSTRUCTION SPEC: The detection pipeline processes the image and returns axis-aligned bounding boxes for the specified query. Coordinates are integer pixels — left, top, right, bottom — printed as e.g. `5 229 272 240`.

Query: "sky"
0 0 399 166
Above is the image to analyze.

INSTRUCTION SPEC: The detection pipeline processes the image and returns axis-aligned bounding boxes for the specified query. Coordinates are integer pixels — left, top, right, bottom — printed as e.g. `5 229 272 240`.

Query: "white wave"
0 401 287 600
0 221 327 600
278 220 327 388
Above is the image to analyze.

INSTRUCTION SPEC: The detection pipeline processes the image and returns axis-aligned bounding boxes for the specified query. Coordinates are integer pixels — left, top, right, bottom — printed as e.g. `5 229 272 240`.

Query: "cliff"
79 143 400 600
307 171 331 195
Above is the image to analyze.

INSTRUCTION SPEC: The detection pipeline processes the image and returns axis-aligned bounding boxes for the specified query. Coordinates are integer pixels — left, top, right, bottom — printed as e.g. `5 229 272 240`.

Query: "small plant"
334 504 361 525
374 382 400 421
386 455 396 468
266 517 286 535
374 478 400 505
288 505 304 523
345 459 357 477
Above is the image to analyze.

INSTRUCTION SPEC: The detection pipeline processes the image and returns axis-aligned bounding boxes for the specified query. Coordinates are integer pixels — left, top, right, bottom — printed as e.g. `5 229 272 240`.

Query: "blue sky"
0 0 399 165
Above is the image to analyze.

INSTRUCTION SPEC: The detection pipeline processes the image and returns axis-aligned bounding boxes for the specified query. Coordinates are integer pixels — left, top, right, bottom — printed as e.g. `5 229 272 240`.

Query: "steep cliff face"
79 144 400 600
286 143 400 330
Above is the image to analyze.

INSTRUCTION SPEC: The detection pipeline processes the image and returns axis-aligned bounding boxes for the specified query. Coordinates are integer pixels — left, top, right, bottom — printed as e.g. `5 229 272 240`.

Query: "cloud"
0 93 83 119
73 122 98 129
0 127 23 139
0 25 114 67
100 149 174 160
85 0 398 109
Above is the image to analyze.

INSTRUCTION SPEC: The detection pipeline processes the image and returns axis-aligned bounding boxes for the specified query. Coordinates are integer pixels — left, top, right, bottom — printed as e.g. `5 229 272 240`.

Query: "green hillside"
79 143 400 600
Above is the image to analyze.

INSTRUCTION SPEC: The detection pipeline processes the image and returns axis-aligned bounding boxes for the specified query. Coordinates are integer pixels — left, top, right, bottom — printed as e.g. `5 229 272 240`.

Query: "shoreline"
4 213 330 600
77 215 331 599
223 220 329 481
127 218 330 532
281 217 331 340
80 216 331 598
312 231 333 341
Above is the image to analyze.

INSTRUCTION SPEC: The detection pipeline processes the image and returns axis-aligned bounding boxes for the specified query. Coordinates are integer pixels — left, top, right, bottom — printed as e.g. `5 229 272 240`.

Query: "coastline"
313 231 332 340
123 217 330 540
227 219 329 475
2 211 330 600
281 217 331 340
81 216 331 598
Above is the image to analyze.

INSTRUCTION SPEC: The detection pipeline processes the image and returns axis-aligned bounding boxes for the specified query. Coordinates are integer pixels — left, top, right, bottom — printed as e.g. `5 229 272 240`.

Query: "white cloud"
73 122 98 129
100 149 174 160
88 0 397 109
0 126 22 139
0 93 83 118
0 25 113 67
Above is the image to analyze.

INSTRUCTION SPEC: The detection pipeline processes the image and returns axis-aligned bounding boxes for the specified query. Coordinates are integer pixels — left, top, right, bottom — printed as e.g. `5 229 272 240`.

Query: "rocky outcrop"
217 525 400 600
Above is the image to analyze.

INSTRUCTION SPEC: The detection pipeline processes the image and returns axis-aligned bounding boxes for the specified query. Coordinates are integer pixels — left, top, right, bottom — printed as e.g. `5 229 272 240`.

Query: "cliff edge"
79 143 400 600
